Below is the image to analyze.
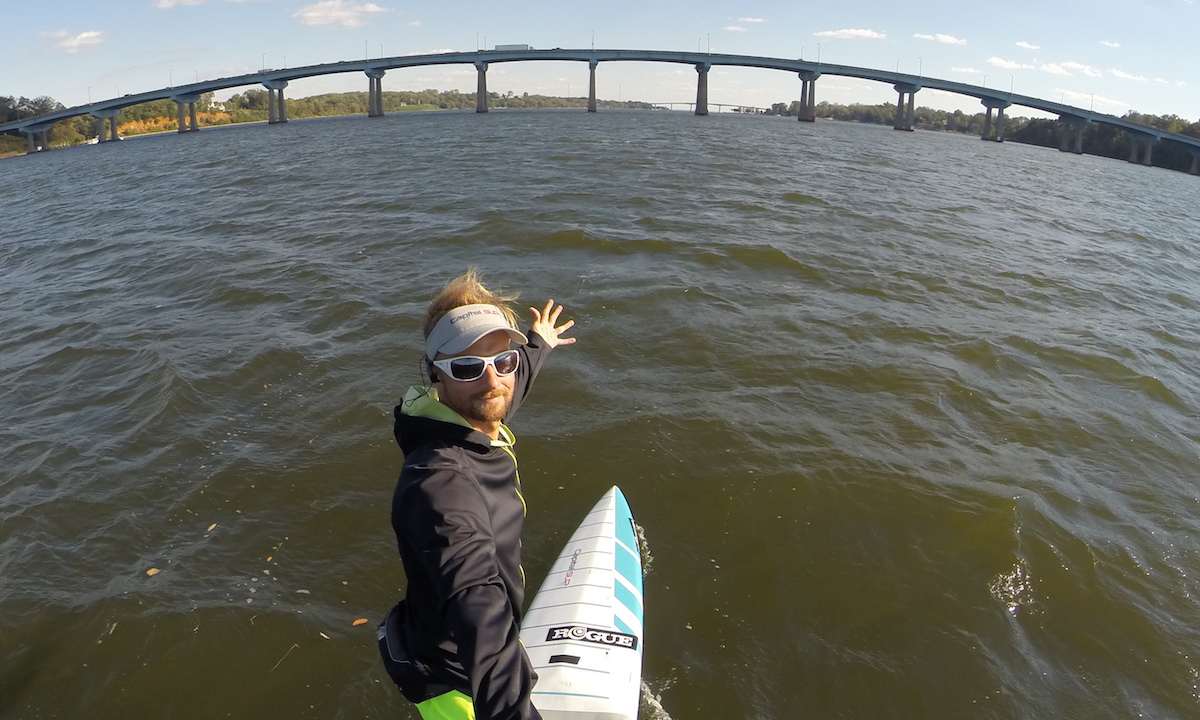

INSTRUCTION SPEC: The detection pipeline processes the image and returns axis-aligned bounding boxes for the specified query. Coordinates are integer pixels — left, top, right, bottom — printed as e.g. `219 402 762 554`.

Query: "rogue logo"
546 625 638 650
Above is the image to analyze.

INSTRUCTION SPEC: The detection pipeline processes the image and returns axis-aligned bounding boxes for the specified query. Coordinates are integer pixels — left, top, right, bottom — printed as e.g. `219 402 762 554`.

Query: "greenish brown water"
2 110 1199 719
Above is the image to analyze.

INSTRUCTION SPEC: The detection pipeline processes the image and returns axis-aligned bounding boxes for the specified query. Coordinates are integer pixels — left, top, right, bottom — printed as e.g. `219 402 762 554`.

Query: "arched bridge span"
2 49 1197 169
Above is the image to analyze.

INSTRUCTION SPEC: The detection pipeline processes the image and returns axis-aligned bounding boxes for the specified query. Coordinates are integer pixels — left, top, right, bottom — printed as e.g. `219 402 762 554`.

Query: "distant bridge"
3 48 1198 170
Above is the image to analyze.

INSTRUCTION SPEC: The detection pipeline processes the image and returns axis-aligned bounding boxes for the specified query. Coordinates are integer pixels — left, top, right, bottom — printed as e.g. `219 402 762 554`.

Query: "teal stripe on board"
614 543 641 599
614 615 633 634
614 578 639 623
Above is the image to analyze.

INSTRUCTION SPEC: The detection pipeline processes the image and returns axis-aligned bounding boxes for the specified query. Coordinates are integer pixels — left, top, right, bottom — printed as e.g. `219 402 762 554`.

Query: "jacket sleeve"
400 469 542 720
506 330 554 422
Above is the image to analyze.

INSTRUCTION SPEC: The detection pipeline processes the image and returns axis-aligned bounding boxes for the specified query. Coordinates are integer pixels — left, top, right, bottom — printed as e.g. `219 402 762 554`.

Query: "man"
379 269 575 720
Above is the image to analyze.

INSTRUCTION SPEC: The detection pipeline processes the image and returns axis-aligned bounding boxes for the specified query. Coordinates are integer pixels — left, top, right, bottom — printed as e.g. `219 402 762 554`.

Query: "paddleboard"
521 486 644 720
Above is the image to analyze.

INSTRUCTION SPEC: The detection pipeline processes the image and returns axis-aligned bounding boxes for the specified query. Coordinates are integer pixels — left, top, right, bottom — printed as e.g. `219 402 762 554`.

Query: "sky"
5 0 1200 122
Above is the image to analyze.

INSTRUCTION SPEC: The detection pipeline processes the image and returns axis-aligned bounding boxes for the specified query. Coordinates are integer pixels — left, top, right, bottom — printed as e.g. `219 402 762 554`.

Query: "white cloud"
293 0 388 27
1061 61 1101 77
1056 88 1126 109
725 26 746 32
42 29 105 53
1100 40 1120 48
914 33 967 45
815 28 885 39
988 57 1034 70
408 20 420 26
1037 60 1101 77
1154 77 1168 84
1109 68 1147 81
738 17 764 23
1016 41 1039 50
951 66 981 74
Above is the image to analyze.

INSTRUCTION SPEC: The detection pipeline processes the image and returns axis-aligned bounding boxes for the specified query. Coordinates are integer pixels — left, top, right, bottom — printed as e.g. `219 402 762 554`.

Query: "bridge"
4 48 1198 171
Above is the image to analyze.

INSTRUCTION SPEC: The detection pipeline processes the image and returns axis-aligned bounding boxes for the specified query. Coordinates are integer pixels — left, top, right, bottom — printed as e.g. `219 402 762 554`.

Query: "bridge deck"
1 49 1196 149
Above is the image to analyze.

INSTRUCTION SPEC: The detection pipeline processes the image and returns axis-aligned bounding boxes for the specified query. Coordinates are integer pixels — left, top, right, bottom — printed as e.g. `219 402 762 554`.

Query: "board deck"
521 486 644 720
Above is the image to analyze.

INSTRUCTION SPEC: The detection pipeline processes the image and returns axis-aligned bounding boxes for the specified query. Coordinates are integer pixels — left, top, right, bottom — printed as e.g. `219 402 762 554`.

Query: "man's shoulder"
396 458 491 525
400 442 473 484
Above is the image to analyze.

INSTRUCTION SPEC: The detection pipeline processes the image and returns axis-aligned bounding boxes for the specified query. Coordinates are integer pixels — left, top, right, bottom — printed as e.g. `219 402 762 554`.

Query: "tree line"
1 96 86 155
4 88 1200 172
1 89 655 156
220 88 654 120
763 100 1200 173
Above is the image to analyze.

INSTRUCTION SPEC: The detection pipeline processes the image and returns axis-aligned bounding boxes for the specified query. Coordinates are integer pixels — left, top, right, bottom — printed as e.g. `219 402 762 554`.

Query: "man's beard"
463 388 512 423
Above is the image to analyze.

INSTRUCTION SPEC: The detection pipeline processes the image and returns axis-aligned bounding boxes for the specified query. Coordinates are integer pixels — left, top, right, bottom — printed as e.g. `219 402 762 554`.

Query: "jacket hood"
393 386 495 456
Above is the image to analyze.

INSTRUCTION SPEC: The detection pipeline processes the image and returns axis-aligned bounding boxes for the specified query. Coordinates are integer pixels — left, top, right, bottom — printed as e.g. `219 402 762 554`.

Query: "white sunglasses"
431 349 520 381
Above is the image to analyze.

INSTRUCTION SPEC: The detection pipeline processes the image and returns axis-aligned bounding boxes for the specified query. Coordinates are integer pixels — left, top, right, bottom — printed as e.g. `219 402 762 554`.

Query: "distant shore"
5 89 1199 173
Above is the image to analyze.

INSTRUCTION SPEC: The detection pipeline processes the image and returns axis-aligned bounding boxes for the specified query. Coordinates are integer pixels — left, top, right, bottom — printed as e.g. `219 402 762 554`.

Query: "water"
2 110 1199 720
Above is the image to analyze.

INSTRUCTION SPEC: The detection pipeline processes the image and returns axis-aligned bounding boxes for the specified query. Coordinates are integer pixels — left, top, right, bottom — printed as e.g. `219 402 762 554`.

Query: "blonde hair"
423 268 520 339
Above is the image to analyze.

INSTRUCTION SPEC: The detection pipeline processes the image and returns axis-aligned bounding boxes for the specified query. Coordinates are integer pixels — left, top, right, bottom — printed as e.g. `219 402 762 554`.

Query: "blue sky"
5 0 1199 121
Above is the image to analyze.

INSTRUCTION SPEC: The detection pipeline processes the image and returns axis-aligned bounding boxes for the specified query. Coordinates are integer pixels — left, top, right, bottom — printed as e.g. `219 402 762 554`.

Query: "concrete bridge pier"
1189 150 1200 175
892 84 918 130
695 63 710 116
476 61 489 113
1056 116 1088 154
24 127 51 151
177 102 187 133
264 80 289 124
796 70 819 121
172 94 203 132
90 109 121 142
366 69 386 117
980 98 1011 141
21 129 54 152
1127 132 1157 166
588 60 598 113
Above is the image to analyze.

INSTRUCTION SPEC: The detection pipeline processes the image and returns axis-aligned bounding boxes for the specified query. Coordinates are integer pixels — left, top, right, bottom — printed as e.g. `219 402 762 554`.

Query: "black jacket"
390 335 552 720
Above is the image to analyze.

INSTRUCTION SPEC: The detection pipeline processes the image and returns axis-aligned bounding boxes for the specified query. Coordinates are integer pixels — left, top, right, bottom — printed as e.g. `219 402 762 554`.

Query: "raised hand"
529 299 577 348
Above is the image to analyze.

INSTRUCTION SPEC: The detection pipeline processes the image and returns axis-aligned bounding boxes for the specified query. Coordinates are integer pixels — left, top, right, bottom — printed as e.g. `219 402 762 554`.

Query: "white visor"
425 304 528 360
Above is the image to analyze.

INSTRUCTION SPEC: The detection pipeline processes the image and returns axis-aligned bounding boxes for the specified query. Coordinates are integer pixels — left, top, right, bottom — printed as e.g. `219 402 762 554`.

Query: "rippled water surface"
2 110 1199 719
